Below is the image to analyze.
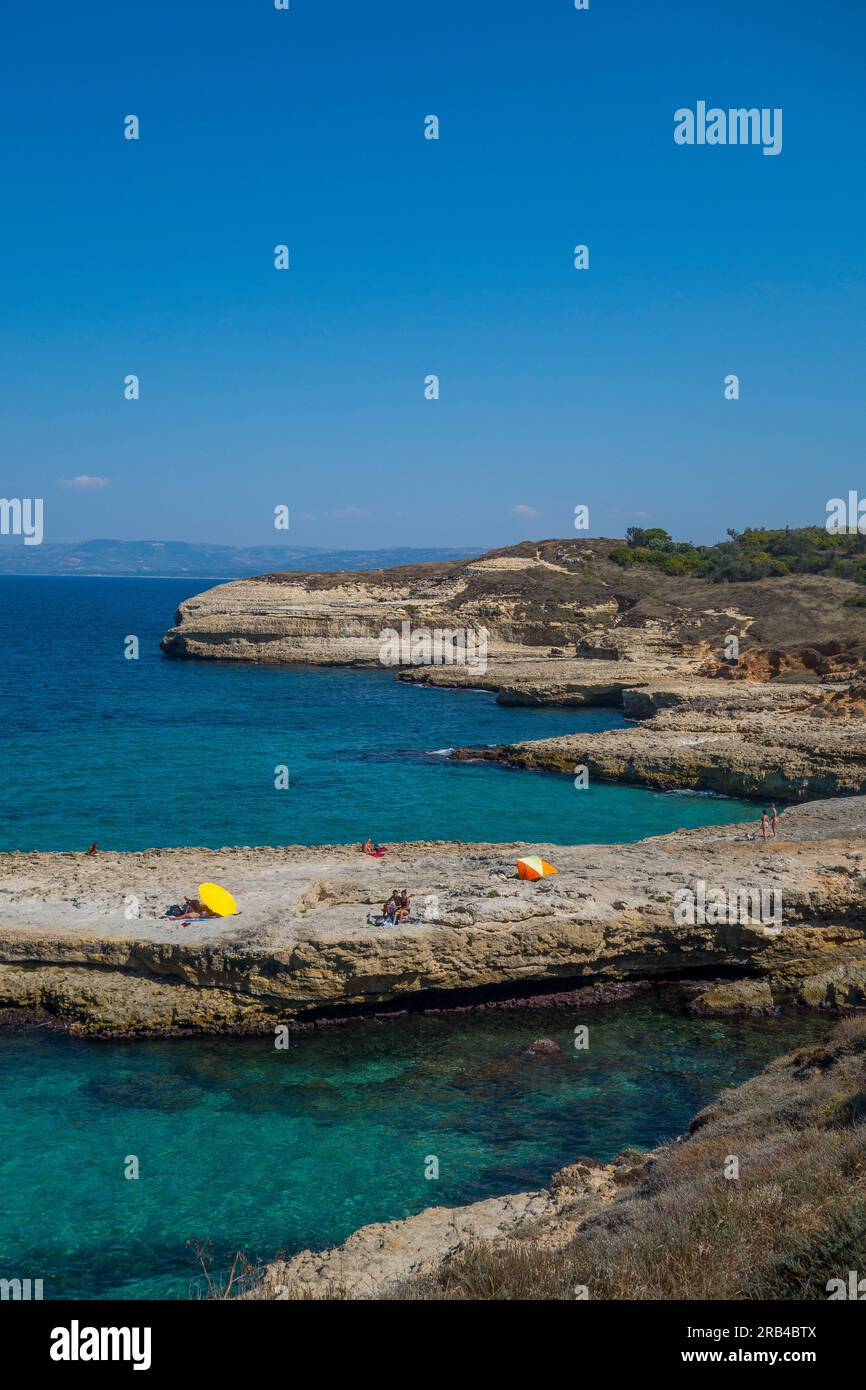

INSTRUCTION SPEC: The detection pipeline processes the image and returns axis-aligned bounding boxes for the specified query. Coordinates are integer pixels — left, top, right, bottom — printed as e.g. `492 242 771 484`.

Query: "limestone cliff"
158 542 866 805
160 539 866 672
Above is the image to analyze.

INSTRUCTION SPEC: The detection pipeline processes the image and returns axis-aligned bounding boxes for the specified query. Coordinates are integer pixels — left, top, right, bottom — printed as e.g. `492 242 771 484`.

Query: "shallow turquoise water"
0 1001 827 1300
0 577 758 850
0 579 788 1303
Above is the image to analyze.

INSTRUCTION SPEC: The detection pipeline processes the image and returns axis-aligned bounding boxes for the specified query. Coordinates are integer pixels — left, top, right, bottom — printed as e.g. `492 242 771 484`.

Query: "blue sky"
2 0 864 549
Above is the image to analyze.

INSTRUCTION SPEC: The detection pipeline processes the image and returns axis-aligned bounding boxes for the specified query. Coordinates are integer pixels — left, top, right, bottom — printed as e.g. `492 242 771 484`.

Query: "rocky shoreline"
14 540 866 1297
3 797 866 1038
243 1016 866 1301
452 699 866 801
241 1162 622 1300
159 543 866 805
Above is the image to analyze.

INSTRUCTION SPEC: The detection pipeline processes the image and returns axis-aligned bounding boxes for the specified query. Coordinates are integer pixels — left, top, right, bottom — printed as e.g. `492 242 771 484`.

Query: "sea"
0 576 801 1301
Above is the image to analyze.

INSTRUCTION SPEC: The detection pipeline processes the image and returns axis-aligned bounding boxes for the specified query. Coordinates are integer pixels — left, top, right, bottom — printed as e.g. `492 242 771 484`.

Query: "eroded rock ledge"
243 1160 620 1300
2 797 866 1037
453 702 866 801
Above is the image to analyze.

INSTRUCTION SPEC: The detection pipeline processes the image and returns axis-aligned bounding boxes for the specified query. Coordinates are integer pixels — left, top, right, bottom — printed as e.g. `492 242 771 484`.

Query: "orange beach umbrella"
516 856 558 881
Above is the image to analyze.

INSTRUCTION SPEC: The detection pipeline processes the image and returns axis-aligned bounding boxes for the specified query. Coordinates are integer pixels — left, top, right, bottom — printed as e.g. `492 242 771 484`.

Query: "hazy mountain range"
0 539 483 578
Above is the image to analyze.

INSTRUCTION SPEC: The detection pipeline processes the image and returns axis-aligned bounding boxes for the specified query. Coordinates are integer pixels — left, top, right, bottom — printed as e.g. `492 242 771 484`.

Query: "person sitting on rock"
165 897 215 921
85 842 99 856
393 890 411 926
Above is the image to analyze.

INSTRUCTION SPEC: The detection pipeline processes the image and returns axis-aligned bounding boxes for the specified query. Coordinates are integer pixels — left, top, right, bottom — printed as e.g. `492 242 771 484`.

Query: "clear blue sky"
2 0 864 549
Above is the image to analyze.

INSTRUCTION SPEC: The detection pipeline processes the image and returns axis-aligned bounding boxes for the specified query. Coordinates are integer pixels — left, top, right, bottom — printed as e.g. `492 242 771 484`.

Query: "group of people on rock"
382 889 411 926
760 805 779 842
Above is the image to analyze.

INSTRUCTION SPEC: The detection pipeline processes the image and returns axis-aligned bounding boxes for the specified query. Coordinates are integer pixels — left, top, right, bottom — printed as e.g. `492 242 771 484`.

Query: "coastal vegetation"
609 525 866 585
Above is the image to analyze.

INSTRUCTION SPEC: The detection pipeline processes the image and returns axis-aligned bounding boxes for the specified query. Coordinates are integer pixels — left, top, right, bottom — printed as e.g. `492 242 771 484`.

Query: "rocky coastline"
452 700 866 801
13 539 866 1296
160 542 866 805
3 797 866 1038
243 1016 866 1301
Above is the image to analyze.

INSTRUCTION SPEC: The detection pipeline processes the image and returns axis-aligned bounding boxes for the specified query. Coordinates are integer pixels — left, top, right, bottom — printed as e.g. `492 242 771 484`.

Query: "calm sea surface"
0 576 758 850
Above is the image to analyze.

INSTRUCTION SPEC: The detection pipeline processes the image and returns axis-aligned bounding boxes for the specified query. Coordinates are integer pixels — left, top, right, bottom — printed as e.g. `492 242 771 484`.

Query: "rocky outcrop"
160 539 866 675
401 656 677 708
688 976 776 1016
243 1158 619 1300
2 798 866 1036
796 682 866 719
159 543 866 805
454 706 866 801
159 546 647 666
794 961 866 1008
699 638 866 683
244 1018 866 1301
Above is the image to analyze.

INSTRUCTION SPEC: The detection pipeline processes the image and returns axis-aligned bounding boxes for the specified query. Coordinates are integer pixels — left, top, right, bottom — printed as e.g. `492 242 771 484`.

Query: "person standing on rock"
770 806 778 838
760 811 770 843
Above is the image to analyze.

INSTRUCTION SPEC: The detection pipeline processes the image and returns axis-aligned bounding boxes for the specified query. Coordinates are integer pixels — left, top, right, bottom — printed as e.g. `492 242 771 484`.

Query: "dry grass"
394 1017 866 1300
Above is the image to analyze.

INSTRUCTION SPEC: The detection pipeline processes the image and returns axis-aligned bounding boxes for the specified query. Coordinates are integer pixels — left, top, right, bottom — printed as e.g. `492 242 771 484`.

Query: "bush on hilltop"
609 525 866 585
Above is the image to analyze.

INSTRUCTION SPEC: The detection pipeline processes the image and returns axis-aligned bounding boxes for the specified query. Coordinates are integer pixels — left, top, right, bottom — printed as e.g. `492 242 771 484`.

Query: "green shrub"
609 525 866 585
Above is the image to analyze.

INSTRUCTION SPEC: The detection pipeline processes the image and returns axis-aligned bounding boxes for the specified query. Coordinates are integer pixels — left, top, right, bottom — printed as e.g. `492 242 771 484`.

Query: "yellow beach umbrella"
198 882 238 917
516 856 558 881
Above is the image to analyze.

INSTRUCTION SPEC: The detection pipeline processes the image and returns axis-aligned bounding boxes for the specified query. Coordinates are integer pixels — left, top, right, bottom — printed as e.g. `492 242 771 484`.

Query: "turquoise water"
0 577 757 850
0 578 789 1303
0 1001 827 1300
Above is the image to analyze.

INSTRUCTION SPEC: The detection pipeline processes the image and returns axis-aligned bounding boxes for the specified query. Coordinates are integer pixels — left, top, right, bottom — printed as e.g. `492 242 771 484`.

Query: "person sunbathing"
393 890 411 926
363 839 387 855
164 897 215 920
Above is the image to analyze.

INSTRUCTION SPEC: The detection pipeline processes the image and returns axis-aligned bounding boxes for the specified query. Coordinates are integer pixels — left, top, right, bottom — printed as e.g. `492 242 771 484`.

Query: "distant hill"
0 539 483 578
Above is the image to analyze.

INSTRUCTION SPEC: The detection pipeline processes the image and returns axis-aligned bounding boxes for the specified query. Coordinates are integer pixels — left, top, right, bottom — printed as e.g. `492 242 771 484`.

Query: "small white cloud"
58 475 111 490
332 506 370 521
512 503 538 518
